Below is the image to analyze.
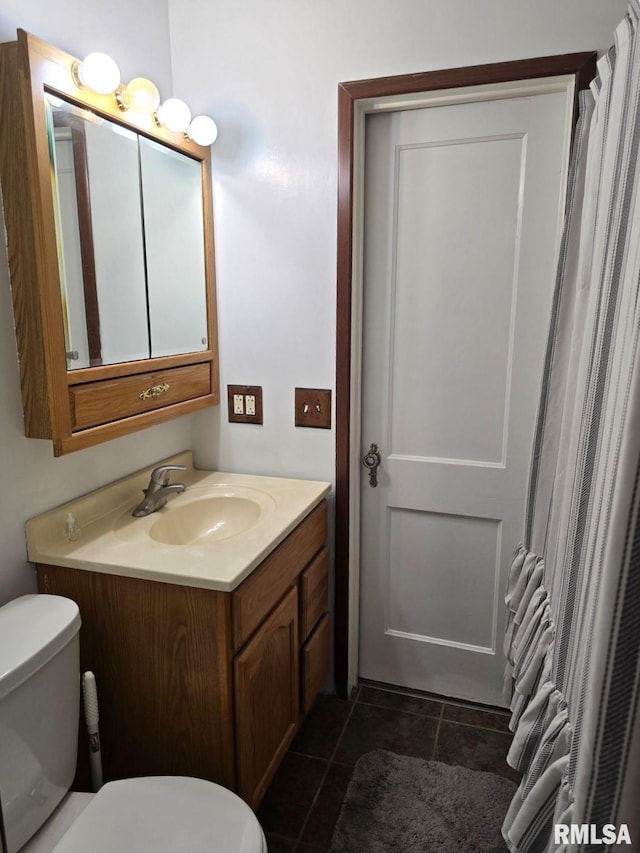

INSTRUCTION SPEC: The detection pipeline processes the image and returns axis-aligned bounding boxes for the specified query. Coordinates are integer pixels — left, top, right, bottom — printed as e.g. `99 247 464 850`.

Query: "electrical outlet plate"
294 388 331 429
227 385 263 424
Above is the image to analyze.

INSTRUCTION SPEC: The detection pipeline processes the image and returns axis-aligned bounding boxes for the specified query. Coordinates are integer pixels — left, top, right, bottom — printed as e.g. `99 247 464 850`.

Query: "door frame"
334 52 596 698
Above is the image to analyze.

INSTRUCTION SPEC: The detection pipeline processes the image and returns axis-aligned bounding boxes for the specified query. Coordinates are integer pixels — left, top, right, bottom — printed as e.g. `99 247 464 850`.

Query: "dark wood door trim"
334 52 596 697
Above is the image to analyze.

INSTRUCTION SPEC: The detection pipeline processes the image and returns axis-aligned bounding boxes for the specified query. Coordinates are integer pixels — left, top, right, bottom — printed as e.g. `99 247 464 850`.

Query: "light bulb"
156 98 191 133
117 77 160 112
187 115 218 146
73 52 120 95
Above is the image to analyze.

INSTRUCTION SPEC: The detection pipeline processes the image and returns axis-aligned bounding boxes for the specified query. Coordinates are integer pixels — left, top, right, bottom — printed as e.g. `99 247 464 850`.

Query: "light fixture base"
70 60 84 90
115 88 128 111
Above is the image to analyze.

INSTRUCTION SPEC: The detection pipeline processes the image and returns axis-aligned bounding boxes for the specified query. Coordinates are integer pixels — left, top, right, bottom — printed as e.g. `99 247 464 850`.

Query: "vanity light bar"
72 51 217 146
187 115 218 146
116 77 160 113
155 97 191 133
72 53 120 95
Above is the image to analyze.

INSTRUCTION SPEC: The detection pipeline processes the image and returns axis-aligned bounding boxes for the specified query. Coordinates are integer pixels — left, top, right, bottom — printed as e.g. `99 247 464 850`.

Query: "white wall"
170 0 627 485
0 1 191 605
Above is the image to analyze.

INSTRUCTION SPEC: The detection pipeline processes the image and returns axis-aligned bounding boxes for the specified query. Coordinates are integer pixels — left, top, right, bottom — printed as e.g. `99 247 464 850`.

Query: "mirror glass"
45 95 209 370
139 137 208 358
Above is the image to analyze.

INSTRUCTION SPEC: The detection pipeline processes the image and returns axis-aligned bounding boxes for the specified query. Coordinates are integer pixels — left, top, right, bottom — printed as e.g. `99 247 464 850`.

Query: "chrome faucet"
132 464 187 517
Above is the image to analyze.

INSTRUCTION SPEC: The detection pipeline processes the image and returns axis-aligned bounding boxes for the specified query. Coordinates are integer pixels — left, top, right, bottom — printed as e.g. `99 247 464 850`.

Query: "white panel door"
359 88 573 705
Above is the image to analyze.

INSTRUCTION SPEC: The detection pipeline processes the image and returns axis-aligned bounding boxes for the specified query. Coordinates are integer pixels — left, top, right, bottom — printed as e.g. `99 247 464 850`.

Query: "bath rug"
331 749 515 853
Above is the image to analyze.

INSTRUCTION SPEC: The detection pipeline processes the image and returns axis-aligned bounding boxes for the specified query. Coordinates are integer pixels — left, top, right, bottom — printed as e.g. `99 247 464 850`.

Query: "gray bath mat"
331 750 515 853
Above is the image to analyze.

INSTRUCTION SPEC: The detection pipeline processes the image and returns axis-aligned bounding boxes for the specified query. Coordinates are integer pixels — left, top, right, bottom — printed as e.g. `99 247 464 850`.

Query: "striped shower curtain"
502 4 640 851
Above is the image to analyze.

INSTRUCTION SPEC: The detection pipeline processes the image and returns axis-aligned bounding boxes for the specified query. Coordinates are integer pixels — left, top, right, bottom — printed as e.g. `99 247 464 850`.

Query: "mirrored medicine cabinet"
0 30 219 456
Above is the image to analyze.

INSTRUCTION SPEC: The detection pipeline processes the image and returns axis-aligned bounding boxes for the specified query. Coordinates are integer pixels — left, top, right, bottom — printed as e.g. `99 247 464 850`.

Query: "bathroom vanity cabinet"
36 501 329 808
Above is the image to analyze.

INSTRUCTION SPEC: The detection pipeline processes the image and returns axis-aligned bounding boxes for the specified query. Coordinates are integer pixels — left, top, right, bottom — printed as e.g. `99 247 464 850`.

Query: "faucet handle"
150 464 187 486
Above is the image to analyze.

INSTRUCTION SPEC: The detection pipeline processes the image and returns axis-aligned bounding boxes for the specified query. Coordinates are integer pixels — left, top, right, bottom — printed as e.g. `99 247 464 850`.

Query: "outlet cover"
227 385 263 424
295 388 331 429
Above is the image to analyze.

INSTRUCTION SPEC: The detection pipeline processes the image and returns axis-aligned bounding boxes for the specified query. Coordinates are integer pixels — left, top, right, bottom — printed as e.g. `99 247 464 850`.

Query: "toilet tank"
0 594 81 853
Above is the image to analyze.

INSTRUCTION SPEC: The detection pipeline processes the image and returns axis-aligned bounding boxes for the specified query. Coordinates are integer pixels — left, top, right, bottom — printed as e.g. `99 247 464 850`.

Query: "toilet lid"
50 777 266 853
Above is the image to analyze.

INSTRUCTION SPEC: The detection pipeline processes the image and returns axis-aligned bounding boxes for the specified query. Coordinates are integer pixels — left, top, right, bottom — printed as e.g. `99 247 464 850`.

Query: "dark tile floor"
258 681 519 852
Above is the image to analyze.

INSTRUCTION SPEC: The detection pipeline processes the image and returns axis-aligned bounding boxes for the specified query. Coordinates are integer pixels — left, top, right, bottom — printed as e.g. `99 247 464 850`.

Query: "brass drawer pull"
139 382 170 401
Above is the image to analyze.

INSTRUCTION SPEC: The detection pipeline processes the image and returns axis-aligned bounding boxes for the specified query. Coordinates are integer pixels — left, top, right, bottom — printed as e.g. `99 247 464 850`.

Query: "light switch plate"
294 388 331 429
227 385 263 424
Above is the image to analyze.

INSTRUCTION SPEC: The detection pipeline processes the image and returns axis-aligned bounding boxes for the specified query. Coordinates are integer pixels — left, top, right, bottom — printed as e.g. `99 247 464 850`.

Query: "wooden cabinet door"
234 585 299 807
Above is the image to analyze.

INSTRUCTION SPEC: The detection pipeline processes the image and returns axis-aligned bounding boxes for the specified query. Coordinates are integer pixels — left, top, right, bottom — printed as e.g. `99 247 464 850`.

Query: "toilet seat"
46 777 266 853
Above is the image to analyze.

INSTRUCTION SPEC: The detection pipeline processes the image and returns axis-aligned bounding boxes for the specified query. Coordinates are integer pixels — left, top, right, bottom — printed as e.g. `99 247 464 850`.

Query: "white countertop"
26 451 331 592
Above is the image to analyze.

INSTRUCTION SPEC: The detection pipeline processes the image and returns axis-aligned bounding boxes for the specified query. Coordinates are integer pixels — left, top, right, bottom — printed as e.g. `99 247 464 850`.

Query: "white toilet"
0 594 267 853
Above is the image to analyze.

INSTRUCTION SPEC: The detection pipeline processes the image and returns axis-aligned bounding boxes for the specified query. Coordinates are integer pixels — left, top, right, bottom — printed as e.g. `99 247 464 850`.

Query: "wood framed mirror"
0 30 219 455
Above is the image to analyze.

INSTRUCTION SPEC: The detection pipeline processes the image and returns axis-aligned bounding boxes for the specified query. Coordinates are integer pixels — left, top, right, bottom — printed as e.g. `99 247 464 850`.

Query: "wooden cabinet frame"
0 30 219 455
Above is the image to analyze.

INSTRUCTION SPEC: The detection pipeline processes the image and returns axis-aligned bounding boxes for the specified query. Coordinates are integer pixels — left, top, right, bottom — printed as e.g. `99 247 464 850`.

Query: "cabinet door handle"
139 382 170 400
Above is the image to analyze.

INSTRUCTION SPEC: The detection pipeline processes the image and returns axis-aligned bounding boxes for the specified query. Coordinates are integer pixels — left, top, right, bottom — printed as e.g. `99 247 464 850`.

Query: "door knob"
362 442 381 487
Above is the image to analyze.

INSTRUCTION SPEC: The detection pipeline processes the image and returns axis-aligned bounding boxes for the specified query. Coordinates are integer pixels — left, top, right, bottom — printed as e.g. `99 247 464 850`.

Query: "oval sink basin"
149 496 262 545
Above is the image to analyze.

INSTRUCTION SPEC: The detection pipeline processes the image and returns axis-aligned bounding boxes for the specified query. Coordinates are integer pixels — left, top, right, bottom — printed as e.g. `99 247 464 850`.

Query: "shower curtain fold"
507 676 560 770
502 5 640 849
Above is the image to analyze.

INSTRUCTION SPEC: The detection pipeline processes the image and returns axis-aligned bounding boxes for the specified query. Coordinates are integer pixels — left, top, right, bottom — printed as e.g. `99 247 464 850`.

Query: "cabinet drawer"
301 613 330 716
299 548 329 642
69 363 211 430
232 502 327 651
